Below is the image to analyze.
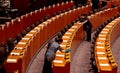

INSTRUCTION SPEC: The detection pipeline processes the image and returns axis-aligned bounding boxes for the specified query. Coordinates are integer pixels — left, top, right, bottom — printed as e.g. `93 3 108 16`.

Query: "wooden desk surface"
6 55 21 63
15 43 28 50
10 49 25 56
95 48 106 52
100 65 112 71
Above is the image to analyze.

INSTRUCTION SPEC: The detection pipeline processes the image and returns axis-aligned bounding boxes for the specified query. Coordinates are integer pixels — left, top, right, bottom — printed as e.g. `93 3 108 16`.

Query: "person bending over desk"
42 37 64 73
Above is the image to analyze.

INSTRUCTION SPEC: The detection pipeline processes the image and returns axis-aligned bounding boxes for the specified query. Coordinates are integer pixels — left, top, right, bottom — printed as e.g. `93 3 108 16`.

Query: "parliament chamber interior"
0 0 120 73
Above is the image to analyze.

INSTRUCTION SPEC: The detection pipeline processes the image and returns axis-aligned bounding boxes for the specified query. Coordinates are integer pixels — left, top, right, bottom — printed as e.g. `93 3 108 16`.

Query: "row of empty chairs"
0 1 75 69
0 1 74 44
4 4 92 73
94 16 120 73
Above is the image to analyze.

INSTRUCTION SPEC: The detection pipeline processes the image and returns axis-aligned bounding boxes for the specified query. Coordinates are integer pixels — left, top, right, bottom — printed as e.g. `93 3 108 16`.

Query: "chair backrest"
16 34 23 42
7 38 14 52
21 30 27 37
57 32 62 38
25 27 31 33
30 24 35 29
60 29 66 35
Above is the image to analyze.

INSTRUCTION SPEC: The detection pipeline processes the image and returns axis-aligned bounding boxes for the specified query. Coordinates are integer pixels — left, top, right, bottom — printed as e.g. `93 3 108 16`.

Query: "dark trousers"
42 58 53 73
86 29 91 41
92 3 99 12
0 66 6 73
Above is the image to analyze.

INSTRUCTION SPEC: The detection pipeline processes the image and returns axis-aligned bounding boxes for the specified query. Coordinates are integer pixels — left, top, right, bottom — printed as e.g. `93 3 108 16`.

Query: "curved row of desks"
52 22 85 73
53 22 83 67
4 5 92 73
94 17 120 73
0 1 74 44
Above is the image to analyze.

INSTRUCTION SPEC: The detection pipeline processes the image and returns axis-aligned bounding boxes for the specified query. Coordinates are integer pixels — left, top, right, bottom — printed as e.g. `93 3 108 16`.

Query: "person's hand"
65 48 71 53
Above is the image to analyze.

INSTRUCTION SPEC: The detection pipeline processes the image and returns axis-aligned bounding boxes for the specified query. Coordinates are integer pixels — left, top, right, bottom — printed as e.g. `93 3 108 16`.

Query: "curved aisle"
70 41 92 73
112 36 120 73
26 45 47 73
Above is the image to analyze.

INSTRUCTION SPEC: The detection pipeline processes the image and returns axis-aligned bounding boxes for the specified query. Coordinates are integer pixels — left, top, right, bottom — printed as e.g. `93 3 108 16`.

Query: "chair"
66 8 71 11
39 19 44 24
107 19 111 23
118 13 120 17
67 24 71 29
30 24 35 29
34 21 40 26
57 32 62 38
103 21 108 26
0 43 7 58
53 12 57 17
58 11 62 15
72 6 76 9
3 43 9 55
109 17 113 22
98 25 103 31
71 20 75 25
94 9 98 13
7 38 14 52
100 25 104 30
90 44 95 62
64 25 69 32
68 23 73 28
62 9 66 13
60 29 66 35
78 4 82 7
44 14 50 21
94 32 98 39
114 14 119 19
89 11 94 15
16 34 23 42
25 27 31 33
21 30 27 37
89 60 98 73
91 40 95 47
75 18 79 22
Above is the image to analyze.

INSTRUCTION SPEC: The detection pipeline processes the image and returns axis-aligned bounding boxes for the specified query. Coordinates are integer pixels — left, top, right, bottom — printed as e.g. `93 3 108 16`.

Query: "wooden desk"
94 17 120 73
10 49 25 56
6 55 21 63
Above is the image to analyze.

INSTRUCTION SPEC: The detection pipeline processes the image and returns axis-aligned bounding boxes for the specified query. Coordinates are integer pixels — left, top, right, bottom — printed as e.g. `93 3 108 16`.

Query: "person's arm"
58 46 64 53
